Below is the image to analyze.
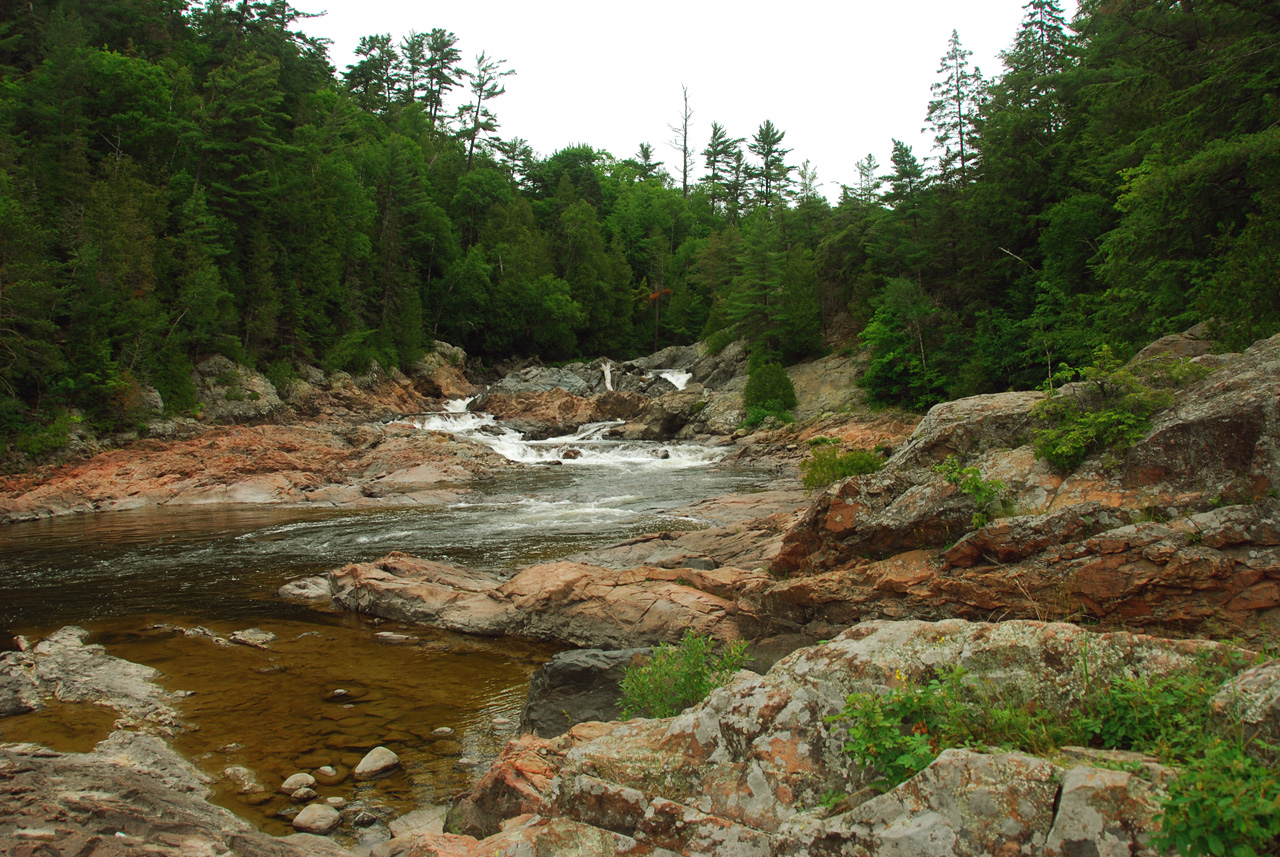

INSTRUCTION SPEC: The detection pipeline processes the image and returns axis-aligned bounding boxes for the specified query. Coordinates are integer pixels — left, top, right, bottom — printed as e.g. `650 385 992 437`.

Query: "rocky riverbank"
4 328 1279 856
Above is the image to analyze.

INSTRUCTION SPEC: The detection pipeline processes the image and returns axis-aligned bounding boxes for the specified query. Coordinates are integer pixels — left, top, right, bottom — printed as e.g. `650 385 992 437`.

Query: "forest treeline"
0 0 1277 450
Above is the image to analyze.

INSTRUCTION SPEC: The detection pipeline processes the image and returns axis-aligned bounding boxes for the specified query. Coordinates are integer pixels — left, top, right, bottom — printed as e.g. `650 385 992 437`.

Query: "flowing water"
0 407 775 838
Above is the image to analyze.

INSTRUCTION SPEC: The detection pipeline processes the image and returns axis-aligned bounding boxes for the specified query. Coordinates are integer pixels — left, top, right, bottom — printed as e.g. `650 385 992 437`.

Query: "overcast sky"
292 0 1077 198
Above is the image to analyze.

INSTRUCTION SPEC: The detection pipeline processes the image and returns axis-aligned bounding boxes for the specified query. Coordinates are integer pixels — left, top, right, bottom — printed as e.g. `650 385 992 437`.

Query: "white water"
655 369 692 391
603 361 613 391
406 399 724 469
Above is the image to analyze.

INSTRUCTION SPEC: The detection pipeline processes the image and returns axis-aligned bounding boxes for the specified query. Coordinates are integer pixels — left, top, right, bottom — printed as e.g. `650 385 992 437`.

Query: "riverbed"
0 423 778 838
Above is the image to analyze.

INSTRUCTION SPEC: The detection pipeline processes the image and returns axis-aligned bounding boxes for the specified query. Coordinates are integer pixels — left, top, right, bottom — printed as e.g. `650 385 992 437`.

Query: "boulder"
519 648 651 738
607 386 705 440
329 553 773 649
469 389 647 439
193 355 287 425
292 803 342 834
281 772 317 793
1210 657 1280 764
0 651 41 717
409 342 475 400
353 746 401 780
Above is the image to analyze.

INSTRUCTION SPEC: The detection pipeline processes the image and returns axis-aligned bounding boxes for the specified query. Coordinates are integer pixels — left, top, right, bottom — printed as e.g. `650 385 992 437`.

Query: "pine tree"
702 122 744 216
748 119 792 209
458 52 514 172
925 30 984 184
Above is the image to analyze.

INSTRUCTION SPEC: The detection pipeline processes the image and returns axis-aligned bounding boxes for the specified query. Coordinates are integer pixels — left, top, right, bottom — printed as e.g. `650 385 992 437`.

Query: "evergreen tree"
748 119 792 209
458 51 514 172
925 30 984 184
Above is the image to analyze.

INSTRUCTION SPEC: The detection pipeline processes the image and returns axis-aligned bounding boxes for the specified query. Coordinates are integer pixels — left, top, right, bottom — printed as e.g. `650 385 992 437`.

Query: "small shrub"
15 411 80 458
740 359 797 429
619 631 751 719
1153 739 1280 857
933 455 1007 528
704 328 736 356
1034 345 1173 472
801 447 883 490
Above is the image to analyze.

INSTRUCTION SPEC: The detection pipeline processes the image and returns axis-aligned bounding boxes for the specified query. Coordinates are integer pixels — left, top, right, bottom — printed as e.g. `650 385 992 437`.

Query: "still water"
0 415 774 837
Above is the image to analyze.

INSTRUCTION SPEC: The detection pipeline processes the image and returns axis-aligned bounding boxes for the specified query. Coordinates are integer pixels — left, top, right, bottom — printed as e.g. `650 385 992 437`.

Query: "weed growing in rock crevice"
933 455 1008 528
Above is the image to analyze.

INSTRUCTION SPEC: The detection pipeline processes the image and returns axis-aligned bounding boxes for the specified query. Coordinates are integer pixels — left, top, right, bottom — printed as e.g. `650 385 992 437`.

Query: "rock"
0 651 41 717
441 619 1235 854
353 746 401 780
409 342 475 400
230 627 277 649
431 726 456 738
292 786 319 802
330 553 774 649
388 806 446 837
279 576 333 600
193 355 287 425
281 772 317 793
223 765 262 795
1210 657 1280 764
374 631 419 645
793 749 1061 856
608 386 705 440
471 388 647 439
24 626 179 730
519 647 651 738
1044 765 1163 856
0 732 340 857
292 803 341 834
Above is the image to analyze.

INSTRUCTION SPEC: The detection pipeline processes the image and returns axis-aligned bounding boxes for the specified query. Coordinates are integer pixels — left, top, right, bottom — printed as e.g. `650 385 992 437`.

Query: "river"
0 409 777 838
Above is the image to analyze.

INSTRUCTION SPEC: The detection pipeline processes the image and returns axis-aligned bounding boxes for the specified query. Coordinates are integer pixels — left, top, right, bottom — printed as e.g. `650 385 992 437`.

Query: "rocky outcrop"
0 627 180 732
0 419 511 523
762 501 1280 640
770 333 1280 640
193 355 288 425
519 648 651 738
469 389 648 439
0 731 357 857
329 553 777 649
413 620 1237 856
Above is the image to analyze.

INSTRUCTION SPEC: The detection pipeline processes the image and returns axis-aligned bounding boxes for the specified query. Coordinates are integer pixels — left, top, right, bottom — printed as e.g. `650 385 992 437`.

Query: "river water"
0 408 776 837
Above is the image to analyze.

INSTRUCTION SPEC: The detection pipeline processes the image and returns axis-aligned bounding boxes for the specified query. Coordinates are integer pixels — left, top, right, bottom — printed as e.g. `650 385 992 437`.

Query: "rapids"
0 402 775 838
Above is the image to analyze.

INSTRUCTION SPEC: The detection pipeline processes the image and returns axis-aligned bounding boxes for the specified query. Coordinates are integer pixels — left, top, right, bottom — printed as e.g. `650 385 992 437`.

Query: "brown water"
0 459 773 837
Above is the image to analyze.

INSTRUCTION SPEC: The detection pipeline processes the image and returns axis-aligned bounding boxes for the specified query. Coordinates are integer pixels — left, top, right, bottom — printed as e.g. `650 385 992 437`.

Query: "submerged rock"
292 802 341 834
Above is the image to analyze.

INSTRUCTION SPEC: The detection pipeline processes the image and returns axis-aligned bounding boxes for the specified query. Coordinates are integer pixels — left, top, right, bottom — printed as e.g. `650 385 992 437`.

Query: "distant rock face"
193 355 287 424
435 619 1237 855
519 648 651 738
470 388 648 439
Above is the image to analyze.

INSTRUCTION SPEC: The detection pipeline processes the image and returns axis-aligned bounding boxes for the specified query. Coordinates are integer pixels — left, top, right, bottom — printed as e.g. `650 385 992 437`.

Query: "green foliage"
740 358 797 429
932 455 1007 528
1154 739 1280 857
618 631 751 720
800 446 883 490
1033 345 1174 472
832 650 1273 855
15 411 79 458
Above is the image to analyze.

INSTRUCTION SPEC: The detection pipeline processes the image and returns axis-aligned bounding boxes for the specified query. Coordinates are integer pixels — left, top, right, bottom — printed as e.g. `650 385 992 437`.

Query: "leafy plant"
619 631 751 719
742 358 798 429
801 446 883 489
1034 344 1173 472
830 651 1273 856
933 455 1007 527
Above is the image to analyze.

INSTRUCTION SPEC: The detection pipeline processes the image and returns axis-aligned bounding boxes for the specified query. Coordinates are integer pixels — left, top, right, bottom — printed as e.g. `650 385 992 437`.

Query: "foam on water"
410 399 725 468
654 368 692 391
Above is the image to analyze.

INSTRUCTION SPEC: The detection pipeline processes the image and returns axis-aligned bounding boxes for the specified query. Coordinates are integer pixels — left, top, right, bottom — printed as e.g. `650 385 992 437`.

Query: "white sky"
293 0 1077 198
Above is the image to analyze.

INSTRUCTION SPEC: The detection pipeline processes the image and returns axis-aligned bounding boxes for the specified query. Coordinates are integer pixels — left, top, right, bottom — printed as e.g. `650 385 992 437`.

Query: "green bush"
801 447 883 490
740 359 797 429
704 328 736 356
933 455 1007 528
1034 344 1173 472
619 631 751 719
830 651 1275 855
743 360 797 411
15 411 80 458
